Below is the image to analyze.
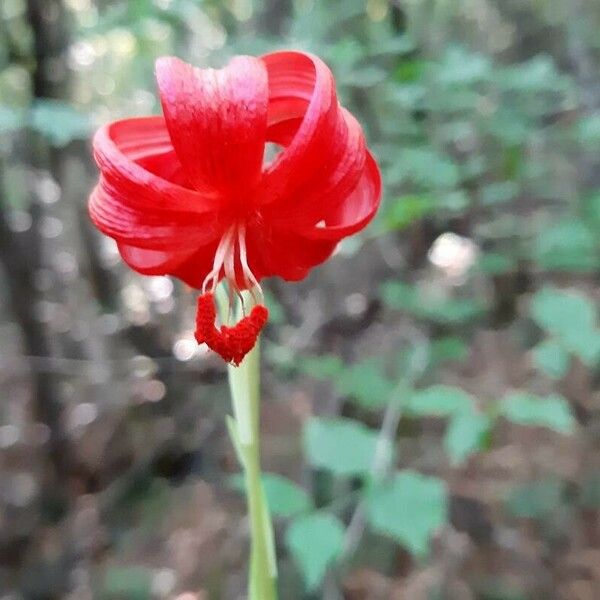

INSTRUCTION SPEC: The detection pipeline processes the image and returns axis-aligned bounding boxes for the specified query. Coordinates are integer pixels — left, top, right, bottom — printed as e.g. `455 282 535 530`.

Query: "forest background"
1 0 600 598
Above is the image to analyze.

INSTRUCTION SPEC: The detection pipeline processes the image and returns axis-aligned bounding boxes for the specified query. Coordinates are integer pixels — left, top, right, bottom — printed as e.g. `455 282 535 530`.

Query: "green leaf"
530 286 595 338
299 356 395 410
506 479 565 519
500 392 575 434
366 470 448 557
399 147 460 189
426 87 480 113
389 82 426 110
438 120 475 145
439 190 470 211
262 474 312 518
286 512 345 591
229 473 312 518
571 331 600 366
394 59 428 83
444 411 491 465
326 38 364 67
425 298 484 324
407 385 475 418
435 46 491 85
380 281 417 310
475 252 516 275
582 192 600 228
498 55 569 93
304 417 383 477
534 220 598 272
0 105 24 134
480 181 519 205
383 194 435 231
575 113 600 148
462 155 487 179
430 336 469 365
532 339 569 379
485 111 530 145
502 143 525 178
372 35 416 57
335 360 395 409
530 287 600 364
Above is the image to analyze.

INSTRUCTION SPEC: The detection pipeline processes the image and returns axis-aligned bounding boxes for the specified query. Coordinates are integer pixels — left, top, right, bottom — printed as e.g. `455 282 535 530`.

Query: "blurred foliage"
366 470 448 558
285 512 345 592
1 0 600 598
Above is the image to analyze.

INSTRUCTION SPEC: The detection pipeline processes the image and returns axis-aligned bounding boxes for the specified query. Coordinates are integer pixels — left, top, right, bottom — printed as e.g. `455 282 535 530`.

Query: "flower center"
195 223 268 366
201 223 261 300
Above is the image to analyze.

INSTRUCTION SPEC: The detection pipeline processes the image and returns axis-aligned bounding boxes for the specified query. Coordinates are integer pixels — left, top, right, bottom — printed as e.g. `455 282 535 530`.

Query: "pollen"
194 292 268 366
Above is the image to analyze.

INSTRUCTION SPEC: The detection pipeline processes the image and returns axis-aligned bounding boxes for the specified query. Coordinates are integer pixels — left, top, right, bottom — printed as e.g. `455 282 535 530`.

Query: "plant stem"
224 290 277 600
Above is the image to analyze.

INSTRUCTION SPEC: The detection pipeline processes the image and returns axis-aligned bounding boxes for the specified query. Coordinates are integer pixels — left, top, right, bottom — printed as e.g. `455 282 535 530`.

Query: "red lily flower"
89 51 381 364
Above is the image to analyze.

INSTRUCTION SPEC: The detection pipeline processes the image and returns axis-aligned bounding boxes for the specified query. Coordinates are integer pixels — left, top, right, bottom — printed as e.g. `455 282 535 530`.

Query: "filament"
238 223 263 300
201 222 263 311
202 225 235 293
195 223 269 365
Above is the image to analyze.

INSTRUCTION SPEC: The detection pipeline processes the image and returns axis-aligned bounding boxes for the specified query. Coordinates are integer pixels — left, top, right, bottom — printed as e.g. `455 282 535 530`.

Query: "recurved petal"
118 239 218 288
244 222 338 282
155 56 268 197
257 51 343 205
118 243 198 275
264 108 367 227
93 116 220 213
292 151 382 240
89 184 216 250
243 154 379 283
90 117 222 250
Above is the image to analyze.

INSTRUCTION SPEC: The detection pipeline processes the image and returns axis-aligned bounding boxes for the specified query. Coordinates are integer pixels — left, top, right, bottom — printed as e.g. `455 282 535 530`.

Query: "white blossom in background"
428 232 479 282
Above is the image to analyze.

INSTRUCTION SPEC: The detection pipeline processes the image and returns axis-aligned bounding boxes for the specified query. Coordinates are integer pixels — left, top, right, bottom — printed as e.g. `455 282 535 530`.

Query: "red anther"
222 304 270 365
194 292 218 345
250 304 268 329
194 291 269 365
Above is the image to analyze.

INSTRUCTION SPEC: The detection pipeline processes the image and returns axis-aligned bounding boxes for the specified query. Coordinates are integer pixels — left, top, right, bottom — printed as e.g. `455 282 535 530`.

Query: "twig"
340 323 430 562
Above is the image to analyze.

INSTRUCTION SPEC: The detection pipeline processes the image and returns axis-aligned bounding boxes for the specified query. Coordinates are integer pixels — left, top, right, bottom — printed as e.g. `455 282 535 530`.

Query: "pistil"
195 224 268 365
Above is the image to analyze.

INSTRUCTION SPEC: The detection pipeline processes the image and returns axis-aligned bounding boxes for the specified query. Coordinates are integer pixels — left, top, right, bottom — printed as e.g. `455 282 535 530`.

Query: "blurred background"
1 0 600 598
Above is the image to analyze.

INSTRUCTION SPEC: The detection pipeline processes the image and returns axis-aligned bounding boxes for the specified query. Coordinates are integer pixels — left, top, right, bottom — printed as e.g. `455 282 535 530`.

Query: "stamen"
224 230 244 312
238 223 263 300
194 291 269 366
224 231 237 285
195 223 269 365
202 226 236 293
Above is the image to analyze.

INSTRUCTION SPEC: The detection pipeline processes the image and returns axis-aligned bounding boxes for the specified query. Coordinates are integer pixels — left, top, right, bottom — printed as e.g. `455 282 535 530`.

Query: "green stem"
224 290 277 600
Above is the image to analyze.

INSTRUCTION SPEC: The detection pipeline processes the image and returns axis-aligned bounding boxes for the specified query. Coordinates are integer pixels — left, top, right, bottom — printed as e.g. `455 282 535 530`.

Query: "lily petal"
89 52 382 298
90 117 222 251
264 108 367 227
156 56 269 198
258 51 347 207
89 185 215 250
244 222 338 282
294 152 381 240
93 117 220 213
118 239 218 286
118 243 198 275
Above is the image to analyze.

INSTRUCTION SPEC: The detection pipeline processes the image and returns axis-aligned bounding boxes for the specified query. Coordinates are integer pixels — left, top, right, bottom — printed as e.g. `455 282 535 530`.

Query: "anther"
194 291 269 366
